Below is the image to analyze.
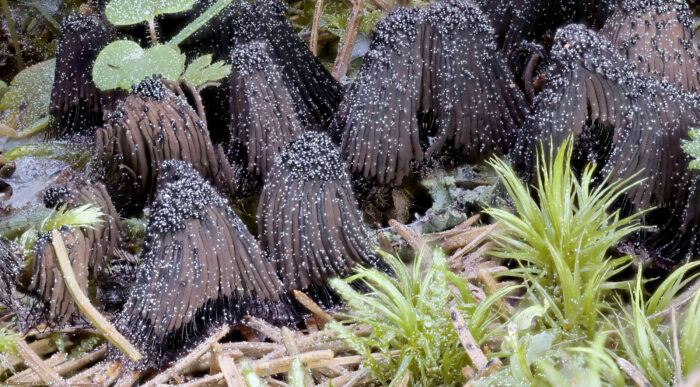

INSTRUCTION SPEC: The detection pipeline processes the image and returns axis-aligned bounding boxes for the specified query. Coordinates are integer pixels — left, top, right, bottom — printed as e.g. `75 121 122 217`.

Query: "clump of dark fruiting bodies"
331 1 528 186
228 41 304 180
3 0 698 372
259 132 391 307
113 160 295 368
517 24 700 267
0 173 130 330
216 0 343 128
95 77 239 214
49 12 123 139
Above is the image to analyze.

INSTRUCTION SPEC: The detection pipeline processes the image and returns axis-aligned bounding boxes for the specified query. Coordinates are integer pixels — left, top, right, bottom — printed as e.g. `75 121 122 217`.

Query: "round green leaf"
93 41 185 90
0 59 55 134
105 0 198 26
144 44 185 82
92 40 144 90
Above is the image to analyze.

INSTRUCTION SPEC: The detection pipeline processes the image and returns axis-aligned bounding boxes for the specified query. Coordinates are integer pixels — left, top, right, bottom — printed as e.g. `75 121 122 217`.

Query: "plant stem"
332 0 364 80
167 0 235 47
310 0 324 56
51 230 142 362
1 0 23 70
148 18 158 46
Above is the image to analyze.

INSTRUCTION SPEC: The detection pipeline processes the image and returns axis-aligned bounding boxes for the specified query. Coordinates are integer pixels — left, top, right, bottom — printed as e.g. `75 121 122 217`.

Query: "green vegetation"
105 0 198 27
682 128 700 169
0 59 54 136
3 142 92 169
0 327 18 357
330 139 700 386
93 42 184 90
614 267 700 386
329 249 516 385
92 0 232 90
486 138 642 338
18 204 104 262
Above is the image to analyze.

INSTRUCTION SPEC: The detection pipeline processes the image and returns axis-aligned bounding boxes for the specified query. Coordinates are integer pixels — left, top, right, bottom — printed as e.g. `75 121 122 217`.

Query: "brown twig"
16 345 107 384
145 326 230 386
14 337 67 386
178 373 223 387
245 316 282 342
6 352 66 384
51 230 142 362
114 369 141 387
389 219 425 252
310 0 325 56
67 362 111 384
253 350 333 376
450 308 488 371
222 342 280 358
294 290 334 327
617 357 650 387
477 269 514 315
331 0 364 80
449 223 501 260
224 357 246 386
425 214 482 241
3 338 58 373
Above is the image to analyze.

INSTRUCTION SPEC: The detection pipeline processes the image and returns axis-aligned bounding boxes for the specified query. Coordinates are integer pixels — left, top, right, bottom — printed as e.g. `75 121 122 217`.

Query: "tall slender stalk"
1 0 23 70
51 230 142 361
147 18 158 46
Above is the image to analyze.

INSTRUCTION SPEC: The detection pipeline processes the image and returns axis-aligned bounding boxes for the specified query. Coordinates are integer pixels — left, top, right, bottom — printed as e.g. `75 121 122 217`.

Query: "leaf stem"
147 18 158 46
51 230 142 362
167 0 235 47
1 0 23 70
